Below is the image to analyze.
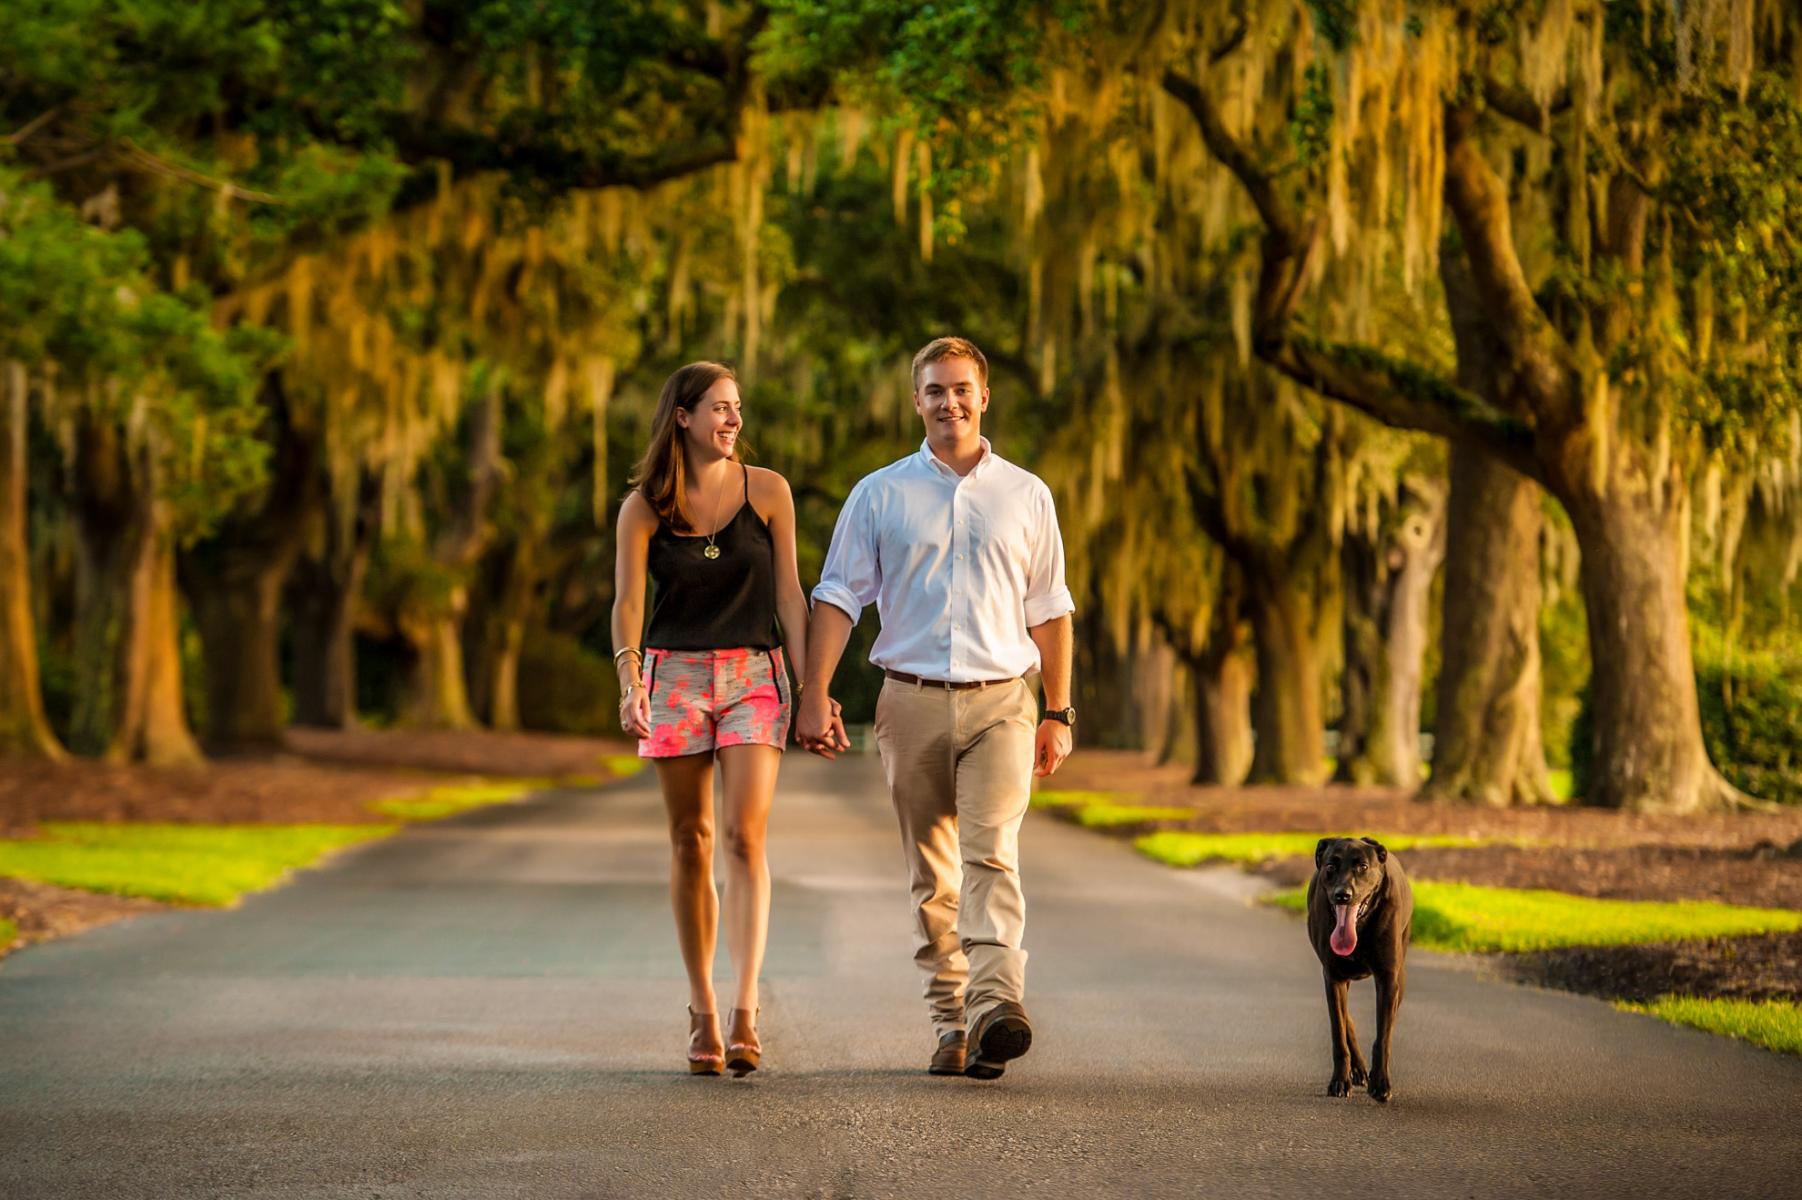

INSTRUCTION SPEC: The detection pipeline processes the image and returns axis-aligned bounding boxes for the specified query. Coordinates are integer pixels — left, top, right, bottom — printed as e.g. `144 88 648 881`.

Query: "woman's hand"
619 682 652 738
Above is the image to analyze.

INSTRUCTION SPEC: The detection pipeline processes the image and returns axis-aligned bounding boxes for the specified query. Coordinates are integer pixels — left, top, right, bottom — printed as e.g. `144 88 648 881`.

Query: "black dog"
1306 837 1413 1103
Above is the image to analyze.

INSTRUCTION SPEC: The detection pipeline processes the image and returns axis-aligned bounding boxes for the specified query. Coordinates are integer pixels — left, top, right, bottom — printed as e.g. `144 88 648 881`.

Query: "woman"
611 361 812 1077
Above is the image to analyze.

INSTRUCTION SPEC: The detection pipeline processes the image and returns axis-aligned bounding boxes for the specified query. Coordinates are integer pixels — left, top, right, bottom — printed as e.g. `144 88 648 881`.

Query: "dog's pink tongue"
1330 904 1358 956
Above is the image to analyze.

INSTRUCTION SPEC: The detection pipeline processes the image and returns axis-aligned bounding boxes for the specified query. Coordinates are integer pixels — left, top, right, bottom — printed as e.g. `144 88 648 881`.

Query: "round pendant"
703 544 721 560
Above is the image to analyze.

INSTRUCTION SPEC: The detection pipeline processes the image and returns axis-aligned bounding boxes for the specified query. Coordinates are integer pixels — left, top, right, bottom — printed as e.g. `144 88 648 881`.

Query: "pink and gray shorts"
638 646 793 759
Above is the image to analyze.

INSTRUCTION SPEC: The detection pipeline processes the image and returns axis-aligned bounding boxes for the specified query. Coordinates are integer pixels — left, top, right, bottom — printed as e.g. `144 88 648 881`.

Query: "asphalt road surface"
3 754 1799 1199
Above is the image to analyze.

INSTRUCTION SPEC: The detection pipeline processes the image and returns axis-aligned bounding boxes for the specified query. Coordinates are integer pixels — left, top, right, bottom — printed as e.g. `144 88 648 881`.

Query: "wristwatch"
1043 706 1076 727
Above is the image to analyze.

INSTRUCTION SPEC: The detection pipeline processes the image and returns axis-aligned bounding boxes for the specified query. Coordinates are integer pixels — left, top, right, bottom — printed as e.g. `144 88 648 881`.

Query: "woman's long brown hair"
628 361 739 532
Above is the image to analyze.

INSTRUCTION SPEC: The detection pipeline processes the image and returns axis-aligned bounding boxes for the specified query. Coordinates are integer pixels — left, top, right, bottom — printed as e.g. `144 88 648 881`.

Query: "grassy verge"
0 822 397 907
370 779 543 821
1265 881 1802 953
0 917 14 947
600 754 647 776
1135 830 1489 867
1617 996 1802 1056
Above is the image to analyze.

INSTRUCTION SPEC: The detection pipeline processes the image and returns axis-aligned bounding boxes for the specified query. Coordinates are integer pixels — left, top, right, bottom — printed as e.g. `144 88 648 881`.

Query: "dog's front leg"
1324 974 1353 1097
1369 966 1404 1103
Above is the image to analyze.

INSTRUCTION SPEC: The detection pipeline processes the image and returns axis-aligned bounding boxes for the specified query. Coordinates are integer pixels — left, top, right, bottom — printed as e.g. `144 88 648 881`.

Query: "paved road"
2 755 1799 1199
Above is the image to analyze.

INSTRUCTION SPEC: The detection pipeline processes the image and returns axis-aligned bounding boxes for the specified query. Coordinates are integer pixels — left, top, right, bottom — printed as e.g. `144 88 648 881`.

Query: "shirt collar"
917 436 993 480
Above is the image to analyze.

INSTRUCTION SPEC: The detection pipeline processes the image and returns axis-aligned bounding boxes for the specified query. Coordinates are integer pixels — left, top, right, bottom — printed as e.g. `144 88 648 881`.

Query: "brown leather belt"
884 669 1019 690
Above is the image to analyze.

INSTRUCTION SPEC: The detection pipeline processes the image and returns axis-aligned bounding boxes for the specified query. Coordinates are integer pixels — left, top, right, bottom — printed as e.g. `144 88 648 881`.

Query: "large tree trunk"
290 473 378 728
1244 570 1324 784
1565 479 1733 814
1422 447 1554 806
1337 481 1446 787
0 363 62 758
70 416 203 765
180 391 322 753
1190 646 1253 785
1424 246 1555 806
185 562 289 753
399 603 477 730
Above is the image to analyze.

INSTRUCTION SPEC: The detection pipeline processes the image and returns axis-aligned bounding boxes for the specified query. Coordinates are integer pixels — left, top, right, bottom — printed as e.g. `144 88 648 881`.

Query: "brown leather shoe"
929 1030 966 1076
964 1002 1032 1080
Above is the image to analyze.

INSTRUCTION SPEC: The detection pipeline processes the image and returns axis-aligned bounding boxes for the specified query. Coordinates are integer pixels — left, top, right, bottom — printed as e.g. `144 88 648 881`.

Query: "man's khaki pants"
874 676 1036 1038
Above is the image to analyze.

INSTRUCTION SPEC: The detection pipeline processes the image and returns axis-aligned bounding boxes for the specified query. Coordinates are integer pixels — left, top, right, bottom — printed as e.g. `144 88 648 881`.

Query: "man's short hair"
911 336 989 391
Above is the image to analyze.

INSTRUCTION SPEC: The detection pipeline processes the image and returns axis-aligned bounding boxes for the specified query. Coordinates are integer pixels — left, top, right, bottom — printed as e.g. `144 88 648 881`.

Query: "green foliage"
1618 996 1802 1057
1138 830 1488 868
760 0 1076 197
1693 645 1802 804
1573 635 1802 804
0 822 395 906
516 627 619 735
1266 881 1802 953
0 917 14 948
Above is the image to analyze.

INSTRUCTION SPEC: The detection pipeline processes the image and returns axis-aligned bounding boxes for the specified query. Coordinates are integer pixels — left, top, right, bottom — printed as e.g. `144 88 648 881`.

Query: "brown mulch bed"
1508 933 1802 1004
0 878 168 953
1052 751 1802 852
0 727 637 959
282 727 630 778
1054 750 1802 1005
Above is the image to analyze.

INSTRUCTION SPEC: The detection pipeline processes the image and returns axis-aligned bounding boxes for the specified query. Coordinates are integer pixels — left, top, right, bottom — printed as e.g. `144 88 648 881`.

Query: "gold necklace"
701 471 728 560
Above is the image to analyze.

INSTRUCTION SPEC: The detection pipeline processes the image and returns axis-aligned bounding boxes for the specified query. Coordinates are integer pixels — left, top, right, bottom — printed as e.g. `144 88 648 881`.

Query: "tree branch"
1266 336 1544 483
1481 76 1569 135
1441 104 1581 430
1161 69 1301 245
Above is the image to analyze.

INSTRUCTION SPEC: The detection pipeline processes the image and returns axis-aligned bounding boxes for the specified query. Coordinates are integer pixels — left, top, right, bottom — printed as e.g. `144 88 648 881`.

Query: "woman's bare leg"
658 753 719 1015
716 744 780 1013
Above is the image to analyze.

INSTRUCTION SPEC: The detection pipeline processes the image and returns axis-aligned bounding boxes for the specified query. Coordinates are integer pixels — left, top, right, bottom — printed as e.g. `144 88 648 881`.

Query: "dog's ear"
1315 837 1335 868
1360 836 1388 863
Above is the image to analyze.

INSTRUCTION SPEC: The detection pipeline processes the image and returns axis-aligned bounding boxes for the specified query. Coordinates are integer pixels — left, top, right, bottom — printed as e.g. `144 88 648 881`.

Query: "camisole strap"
741 461 749 503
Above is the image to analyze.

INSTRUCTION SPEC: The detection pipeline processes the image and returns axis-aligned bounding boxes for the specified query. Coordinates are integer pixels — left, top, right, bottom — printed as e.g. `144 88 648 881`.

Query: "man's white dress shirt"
812 438 1075 682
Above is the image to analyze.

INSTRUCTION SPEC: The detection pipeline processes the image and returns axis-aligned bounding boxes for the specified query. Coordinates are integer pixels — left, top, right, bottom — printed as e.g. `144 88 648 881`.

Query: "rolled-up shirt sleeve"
1023 483 1075 626
811 478 881 624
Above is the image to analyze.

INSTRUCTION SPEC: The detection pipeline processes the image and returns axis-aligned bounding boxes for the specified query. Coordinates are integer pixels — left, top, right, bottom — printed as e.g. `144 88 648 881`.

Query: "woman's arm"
611 491 658 737
756 468 809 701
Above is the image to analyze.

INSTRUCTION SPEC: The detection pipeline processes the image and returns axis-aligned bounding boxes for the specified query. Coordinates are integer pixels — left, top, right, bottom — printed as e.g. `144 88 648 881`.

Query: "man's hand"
1033 719 1072 777
797 694 850 759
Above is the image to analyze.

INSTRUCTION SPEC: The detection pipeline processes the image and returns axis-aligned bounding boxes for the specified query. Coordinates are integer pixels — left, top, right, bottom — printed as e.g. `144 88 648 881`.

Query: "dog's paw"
1350 1062 1369 1088
1367 1075 1392 1104
1326 1074 1353 1098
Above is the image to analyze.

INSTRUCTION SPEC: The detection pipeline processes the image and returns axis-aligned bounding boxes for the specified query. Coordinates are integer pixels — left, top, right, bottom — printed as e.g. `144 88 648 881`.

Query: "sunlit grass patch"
371 779 540 821
1264 881 1802 953
1548 768 1575 802
1071 802 1197 827
0 917 14 947
600 755 647 777
1031 789 1129 810
1136 831 1485 868
1617 996 1802 1057
0 823 397 907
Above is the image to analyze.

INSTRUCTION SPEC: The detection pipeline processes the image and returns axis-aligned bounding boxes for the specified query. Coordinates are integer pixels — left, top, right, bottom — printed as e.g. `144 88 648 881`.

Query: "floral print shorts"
638 646 792 758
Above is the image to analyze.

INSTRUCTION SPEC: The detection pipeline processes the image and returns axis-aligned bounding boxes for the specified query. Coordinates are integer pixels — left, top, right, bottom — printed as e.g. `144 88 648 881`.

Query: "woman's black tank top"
644 464 781 650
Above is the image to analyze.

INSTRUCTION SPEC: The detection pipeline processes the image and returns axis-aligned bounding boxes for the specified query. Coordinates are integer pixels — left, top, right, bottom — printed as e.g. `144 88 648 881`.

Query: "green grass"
1617 996 1802 1057
1031 789 1130 809
370 779 541 821
1549 767 1575 802
1134 830 1488 868
1264 881 1802 953
0 822 397 907
600 754 647 777
0 917 14 947
1070 802 1197 827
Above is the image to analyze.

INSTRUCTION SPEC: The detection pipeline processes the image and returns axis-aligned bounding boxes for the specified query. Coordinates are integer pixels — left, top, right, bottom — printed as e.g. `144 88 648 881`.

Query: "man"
797 335 1076 1080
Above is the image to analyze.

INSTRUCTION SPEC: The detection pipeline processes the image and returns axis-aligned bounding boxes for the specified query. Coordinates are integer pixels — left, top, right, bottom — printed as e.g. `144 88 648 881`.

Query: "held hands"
796 693 851 759
1034 719 1073 778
